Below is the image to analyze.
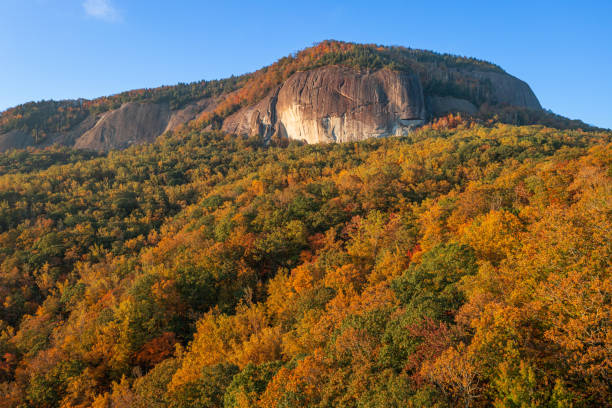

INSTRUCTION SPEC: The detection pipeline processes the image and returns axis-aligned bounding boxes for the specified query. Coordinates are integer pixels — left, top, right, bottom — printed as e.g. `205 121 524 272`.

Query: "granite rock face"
0 130 34 152
463 70 541 109
73 99 223 151
0 115 98 152
0 59 543 151
164 97 221 133
221 65 542 144
427 96 478 117
222 89 281 141
74 102 171 151
0 98 220 153
223 67 426 143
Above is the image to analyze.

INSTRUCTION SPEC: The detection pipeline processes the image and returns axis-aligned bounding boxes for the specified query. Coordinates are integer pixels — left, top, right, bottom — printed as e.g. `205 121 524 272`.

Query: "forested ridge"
1 40 597 147
0 77 246 142
0 41 501 137
0 116 610 407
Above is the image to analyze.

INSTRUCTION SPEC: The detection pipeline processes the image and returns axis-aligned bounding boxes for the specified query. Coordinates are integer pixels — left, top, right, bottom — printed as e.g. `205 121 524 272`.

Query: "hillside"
0 39 610 407
0 116 609 406
0 41 592 152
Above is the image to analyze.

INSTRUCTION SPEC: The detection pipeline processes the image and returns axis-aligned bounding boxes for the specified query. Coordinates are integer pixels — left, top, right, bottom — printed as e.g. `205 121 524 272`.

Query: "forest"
0 114 608 407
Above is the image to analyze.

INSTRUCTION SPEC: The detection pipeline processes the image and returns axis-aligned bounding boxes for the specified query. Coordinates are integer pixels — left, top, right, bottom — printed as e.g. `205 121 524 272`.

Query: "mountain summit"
0 41 548 151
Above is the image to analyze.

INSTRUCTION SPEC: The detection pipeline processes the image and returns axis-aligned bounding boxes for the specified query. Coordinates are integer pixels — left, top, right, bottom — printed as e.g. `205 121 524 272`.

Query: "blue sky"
1 0 610 128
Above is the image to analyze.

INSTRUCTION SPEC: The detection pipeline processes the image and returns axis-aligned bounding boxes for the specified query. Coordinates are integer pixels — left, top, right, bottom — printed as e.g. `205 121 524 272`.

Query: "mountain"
220 60 539 143
0 41 610 407
0 40 586 152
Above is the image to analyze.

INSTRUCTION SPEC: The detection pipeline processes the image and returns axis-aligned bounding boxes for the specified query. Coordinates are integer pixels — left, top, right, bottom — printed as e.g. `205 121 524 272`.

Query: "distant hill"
0 41 597 151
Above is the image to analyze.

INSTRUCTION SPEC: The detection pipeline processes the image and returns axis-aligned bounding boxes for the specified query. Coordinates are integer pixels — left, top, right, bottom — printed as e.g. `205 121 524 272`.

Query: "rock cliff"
0 42 545 151
222 65 541 143
72 98 221 151
0 98 218 152
463 70 541 109
223 67 426 143
74 102 171 151
279 67 426 143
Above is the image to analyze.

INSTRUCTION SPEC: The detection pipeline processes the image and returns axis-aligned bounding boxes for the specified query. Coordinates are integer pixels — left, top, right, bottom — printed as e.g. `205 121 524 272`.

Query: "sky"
1 0 610 128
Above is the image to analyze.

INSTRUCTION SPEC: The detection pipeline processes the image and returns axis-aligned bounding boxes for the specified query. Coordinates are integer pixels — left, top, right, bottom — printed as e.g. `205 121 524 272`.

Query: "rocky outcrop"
223 66 426 143
223 89 280 140
0 115 98 152
0 54 543 151
0 97 220 152
427 96 478 116
221 65 542 144
462 70 541 109
276 67 425 143
165 97 221 133
74 102 171 151
0 130 34 152
73 98 220 151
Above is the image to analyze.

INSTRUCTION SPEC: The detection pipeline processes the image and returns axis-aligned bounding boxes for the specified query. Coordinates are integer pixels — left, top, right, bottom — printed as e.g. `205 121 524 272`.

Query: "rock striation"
223 67 426 143
72 98 221 151
74 102 171 151
222 65 541 144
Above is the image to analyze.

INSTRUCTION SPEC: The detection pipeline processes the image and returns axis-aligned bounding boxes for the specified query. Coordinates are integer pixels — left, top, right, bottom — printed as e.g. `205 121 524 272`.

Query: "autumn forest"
0 114 608 407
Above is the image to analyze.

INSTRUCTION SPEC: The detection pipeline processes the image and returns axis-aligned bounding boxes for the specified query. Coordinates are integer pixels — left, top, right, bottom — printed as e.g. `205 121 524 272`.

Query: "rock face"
73 99 220 151
222 65 541 144
427 96 478 117
165 97 221 133
74 102 171 151
222 89 281 141
0 98 219 153
0 115 98 152
462 70 541 109
223 67 426 143
0 130 34 152
0 59 543 151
